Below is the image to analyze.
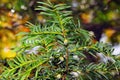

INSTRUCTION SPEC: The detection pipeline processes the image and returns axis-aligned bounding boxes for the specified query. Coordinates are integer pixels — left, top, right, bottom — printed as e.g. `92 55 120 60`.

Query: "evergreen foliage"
0 0 120 80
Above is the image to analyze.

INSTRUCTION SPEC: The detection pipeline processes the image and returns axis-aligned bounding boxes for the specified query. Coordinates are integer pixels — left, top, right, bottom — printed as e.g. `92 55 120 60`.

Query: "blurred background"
0 0 120 60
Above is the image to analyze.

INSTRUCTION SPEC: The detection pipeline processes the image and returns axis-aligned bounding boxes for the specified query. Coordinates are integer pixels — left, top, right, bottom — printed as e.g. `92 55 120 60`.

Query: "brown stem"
66 47 69 71
62 46 69 80
62 74 66 80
